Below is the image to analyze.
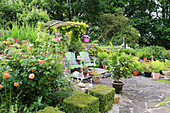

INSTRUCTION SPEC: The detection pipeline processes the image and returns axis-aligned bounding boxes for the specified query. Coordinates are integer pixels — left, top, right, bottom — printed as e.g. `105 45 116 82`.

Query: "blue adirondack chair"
79 51 96 67
65 52 83 70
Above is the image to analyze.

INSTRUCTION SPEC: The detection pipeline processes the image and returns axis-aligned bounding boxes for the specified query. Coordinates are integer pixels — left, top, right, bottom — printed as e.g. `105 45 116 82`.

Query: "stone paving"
94 76 170 113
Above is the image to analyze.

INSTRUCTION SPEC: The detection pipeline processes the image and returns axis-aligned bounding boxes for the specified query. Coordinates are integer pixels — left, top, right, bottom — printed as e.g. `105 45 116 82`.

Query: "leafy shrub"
120 48 134 55
89 85 115 112
151 61 167 73
63 93 99 113
97 52 109 60
0 24 38 46
24 8 50 26
134 46 169 61
0 31 75 112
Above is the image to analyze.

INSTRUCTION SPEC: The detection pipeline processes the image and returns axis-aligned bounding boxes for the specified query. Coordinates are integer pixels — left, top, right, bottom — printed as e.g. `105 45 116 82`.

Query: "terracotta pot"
133 70 140 76
92 77 100 83
112 81 125 94
152 72 160 79
84 38 89 43
83 72 88 77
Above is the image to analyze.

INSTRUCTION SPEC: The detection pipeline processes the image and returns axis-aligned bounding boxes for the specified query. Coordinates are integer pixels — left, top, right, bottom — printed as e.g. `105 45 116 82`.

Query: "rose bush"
0 30 75 112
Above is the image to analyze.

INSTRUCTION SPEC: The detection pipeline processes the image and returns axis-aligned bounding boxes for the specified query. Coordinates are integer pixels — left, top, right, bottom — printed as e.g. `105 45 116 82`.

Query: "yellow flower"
125 67 128 69
132 65 134 67
120 67 123 70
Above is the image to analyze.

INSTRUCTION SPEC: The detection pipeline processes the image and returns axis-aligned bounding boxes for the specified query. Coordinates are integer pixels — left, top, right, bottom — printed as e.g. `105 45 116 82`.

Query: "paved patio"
95 76 170 113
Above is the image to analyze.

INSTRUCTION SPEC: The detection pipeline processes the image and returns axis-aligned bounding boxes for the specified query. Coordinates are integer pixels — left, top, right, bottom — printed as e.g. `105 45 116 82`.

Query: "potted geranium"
108 43 134 93
91 72 102 83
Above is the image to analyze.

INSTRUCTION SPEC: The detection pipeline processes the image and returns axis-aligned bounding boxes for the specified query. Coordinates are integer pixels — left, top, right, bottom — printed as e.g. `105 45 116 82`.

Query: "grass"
156 79 170 84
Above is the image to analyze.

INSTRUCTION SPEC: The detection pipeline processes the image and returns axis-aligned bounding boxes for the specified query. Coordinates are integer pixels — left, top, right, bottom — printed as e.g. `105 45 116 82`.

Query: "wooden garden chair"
65 52 83 70
79 51 96 67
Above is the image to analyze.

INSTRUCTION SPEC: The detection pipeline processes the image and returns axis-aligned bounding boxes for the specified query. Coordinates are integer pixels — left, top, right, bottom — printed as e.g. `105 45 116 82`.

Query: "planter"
84 38 89 43
152 72 160 79
92 77 100 84
144 72 152 77
133 70 140 76
112 81 125 94
83 72 88 77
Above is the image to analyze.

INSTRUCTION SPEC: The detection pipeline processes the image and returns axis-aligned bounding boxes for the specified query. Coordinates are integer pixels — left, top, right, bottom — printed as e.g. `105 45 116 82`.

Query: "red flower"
3 72 10 78
40 53 43 56
14 83 19 87
0 84 3 89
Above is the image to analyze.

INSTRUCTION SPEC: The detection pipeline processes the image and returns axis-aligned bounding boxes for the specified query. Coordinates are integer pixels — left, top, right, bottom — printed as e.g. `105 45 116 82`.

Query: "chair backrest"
79 51 89 58
79 51 91 63
65 52 78 65
65 52 73 59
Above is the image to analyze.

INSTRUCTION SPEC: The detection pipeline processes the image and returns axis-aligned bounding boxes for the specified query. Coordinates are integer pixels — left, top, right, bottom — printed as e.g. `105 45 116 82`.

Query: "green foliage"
99 10 140 45
37 106 63 113
89 85 115 112
155 96 170 107
108 42 134 80
101 58 109 65
97 52 109 60
156 80 170 84
24 8 50 26
134 46 169 61
63 93 99 113
68 41 84 56
0 30 75 112
0 24 38 46
120 48 134 55
151 61 167 73
140 61 152 72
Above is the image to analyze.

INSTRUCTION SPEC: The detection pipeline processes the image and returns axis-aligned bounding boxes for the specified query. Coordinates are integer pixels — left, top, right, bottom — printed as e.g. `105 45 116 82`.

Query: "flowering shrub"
108 42 134 81
0 31 75 112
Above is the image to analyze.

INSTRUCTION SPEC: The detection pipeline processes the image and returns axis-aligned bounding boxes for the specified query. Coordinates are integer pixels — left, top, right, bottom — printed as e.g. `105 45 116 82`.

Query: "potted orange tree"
108 43 134 93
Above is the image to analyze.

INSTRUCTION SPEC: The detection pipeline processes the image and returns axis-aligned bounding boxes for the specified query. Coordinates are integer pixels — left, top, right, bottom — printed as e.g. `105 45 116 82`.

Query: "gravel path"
94 76 170 113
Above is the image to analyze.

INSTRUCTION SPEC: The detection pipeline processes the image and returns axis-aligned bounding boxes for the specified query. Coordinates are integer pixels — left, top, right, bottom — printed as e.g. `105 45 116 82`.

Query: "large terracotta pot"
92 77 100 84
152 72 160 79
112 81 125 94
83 72 88 77
133 70 140 76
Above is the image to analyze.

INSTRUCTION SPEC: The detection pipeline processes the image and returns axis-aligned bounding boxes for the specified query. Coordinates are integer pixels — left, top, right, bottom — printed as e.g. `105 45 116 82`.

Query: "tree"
99 9 140 45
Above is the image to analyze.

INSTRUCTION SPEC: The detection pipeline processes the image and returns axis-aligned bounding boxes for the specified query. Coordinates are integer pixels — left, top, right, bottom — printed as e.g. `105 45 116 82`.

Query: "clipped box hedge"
37 106 63 113
63 93 99 113
89 85 115 112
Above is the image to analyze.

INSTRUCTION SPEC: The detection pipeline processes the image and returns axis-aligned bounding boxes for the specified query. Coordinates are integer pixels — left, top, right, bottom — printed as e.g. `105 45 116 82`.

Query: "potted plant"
151 61 167 79
140 61 152 77
132 60 141 76
91 72 102 83
101 58 108 69
82 35 90 43
82 66 88 77
108 43 134 93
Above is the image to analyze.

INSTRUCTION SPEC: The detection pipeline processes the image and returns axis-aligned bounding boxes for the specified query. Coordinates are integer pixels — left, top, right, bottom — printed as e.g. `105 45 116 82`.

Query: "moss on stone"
37 106 63 113
63 93 99 113
89 85 115 112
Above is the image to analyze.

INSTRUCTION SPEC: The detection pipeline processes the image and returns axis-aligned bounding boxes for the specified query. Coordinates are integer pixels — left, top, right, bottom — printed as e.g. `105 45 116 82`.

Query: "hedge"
63 93 99 113
89 85 115 112
37 106 63 113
